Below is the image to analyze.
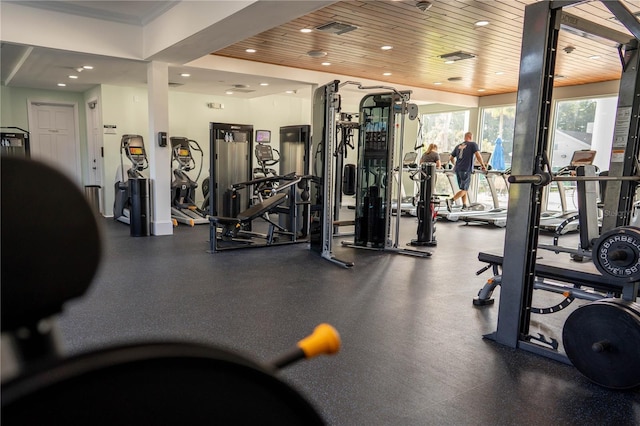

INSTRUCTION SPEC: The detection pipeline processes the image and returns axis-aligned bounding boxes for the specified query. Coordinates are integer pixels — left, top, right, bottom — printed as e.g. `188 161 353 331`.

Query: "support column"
147 61 173 236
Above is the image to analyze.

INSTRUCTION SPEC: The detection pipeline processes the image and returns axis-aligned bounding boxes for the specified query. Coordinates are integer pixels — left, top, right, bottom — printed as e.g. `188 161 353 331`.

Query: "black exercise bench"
209 193 290 252
474 251 640 307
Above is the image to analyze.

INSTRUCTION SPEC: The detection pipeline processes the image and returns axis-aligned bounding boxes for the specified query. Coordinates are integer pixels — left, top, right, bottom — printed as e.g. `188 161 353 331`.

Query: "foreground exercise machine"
170 136 208 226
1 156 341 423
483 0 640 390
113 134 150 236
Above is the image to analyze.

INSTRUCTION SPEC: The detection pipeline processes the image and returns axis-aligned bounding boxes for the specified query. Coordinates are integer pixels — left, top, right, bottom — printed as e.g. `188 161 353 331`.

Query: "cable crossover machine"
310 80 432 268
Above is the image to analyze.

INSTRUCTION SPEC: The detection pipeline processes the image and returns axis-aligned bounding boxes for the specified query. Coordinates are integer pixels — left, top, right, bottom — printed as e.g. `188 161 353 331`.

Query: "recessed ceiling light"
68 75 78 79
433 82 442 85
321 62 331 66
444 60 455 64
478 89 486 92
225 91 234 95
589 55 600 59
300 28 312 33
82 65 93 70
57 83 66 87
285 90 295 94
260 82 269 86
495 71 504 75
180 73 190 77
383 72 392 76
381 45 393 50
475 20 489 26
245 49 256 53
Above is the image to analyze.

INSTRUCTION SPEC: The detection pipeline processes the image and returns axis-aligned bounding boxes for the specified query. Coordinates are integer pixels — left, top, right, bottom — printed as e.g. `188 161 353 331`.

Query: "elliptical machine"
170 137 208 226
113 134 150 236
253 132 280 204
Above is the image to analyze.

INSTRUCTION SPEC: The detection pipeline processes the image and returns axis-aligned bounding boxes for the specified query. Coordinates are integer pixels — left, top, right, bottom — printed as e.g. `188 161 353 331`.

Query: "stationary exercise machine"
1 127 30 157
253 130 280 203
310 81 355 267
170 136 208 226
208 123 253 217
113 134 150 236
391 152 420 216
208 173 312 252
347 86 430 257
483 0 640 390
409 162 438 246
1 156 341 423
279 125 311 236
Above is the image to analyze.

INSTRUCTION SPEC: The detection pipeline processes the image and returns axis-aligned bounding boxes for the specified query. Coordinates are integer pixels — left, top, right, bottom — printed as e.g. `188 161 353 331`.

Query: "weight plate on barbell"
592 227 640 282
562 298 640 389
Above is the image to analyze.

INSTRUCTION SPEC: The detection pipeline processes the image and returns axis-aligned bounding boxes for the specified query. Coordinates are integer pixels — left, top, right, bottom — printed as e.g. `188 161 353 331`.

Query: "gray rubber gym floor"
58 214 640 425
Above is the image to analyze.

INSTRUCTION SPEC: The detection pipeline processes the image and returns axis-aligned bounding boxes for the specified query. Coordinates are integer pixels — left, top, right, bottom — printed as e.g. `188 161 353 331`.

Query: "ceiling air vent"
439 51 476 61
315 21 358 35
225 88 255 93
168 82 184 87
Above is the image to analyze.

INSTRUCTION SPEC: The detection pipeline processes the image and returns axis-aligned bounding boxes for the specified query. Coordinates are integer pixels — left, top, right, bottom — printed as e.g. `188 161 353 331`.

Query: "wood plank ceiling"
213 0 640 97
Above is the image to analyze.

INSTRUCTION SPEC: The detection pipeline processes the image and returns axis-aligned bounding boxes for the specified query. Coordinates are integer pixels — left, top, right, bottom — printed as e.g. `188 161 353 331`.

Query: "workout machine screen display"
130 147 143 155
178 148 189 157
256 130 271 143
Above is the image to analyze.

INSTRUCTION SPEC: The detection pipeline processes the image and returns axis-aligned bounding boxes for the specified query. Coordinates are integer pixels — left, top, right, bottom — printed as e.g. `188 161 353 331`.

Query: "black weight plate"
563 299 640 389
592 227 640 282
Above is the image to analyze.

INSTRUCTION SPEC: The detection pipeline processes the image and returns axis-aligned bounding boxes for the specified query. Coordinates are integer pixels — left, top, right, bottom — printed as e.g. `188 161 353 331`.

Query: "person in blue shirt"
446 132 486 211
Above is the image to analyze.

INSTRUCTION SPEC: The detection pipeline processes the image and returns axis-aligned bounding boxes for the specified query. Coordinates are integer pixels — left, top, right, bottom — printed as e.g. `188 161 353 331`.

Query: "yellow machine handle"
271 323 341 369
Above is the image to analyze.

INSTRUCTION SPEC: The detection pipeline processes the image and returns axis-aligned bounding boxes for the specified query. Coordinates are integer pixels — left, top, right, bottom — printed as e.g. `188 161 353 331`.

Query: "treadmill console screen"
130 147 143 155
256 130 271 143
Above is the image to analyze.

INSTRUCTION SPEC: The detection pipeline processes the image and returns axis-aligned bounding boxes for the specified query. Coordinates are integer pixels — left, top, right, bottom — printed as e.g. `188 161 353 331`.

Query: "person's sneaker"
461 205 469 211
446 198 453 212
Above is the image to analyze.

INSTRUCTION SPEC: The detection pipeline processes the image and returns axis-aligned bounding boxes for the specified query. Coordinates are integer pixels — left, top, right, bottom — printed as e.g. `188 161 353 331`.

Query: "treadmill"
460 150 597 229
538 149 597 234
391 152 419 215
438 152 497 222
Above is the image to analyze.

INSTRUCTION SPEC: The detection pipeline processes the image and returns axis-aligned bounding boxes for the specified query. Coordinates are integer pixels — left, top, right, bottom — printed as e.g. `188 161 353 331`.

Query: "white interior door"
28 102 81 184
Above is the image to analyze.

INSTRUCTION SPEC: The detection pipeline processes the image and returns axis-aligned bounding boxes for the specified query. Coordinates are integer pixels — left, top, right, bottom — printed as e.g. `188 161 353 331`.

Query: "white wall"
98 85 315 215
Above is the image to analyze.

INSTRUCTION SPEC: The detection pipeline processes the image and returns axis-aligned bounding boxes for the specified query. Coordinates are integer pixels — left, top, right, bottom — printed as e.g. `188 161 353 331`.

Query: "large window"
421 110 470 155
477 105 516 208
420 110 470 195
547 96 617 212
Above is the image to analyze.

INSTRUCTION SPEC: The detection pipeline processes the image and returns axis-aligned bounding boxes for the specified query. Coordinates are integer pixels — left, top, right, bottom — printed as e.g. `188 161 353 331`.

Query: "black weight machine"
1 127 30 157
207 124 313 252
208 172 312 252
482 0 640 390
1 156 341 424
113 134 150 236
170 136 208 226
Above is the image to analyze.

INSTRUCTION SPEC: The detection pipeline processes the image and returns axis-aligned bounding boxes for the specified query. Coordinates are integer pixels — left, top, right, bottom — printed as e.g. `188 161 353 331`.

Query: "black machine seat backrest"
237 193 287 222
1 157 102 331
